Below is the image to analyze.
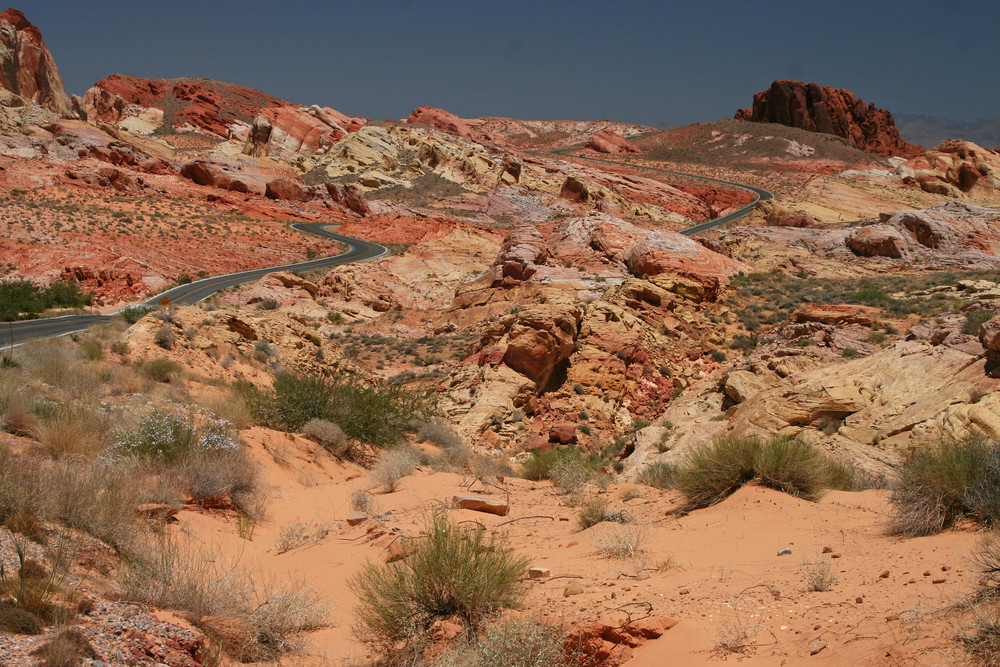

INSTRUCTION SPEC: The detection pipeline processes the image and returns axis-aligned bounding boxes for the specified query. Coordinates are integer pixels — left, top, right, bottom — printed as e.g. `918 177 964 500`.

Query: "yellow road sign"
159 297 171 307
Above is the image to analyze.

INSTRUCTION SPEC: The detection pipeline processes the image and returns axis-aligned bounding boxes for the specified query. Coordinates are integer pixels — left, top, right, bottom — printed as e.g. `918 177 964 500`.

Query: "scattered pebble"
778 547 792 556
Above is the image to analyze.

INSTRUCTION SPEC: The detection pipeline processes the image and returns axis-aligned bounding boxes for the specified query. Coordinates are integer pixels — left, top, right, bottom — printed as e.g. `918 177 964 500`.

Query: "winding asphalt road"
1 223 388 349
553 148 773 235
2 153 772 349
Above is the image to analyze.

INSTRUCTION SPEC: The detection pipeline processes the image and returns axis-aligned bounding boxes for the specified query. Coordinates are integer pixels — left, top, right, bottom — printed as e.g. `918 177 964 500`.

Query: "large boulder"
735 79 922 158
846 225 909 258
586 128 641 154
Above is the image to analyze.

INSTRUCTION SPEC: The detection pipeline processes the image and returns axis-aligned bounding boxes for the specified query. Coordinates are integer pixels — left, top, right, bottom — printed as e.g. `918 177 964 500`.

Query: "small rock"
564 582 585 597
831 553 841 559
452 494 509 516
810 640 827 655
879 570 890 579
931 578 946 584
886 614 900 622
855 597 863 604
777 547 792 556
822 546 833 554
678 586 691 595
346 511 368 526
908 578 917 584
529 567 551 579
610 591 618 599
558 517 569 522
941 565 951 571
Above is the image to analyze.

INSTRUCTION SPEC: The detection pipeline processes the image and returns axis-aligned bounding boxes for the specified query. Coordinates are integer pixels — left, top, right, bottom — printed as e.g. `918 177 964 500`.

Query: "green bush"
890 437 1000 536
674 435 846 510
244 372 430 450
120 305 153 325
350 513 528 652
473 616 567 667
138 358 181 382
965 311 995 336
521 447 597 482
0 278 93 321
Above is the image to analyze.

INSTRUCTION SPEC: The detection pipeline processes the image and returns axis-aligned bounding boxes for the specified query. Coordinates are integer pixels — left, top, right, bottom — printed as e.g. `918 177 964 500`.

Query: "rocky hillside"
735 79 923 158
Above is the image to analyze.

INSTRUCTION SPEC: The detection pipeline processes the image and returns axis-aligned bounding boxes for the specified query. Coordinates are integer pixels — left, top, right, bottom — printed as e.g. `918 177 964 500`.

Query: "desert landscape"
1 6 1000 666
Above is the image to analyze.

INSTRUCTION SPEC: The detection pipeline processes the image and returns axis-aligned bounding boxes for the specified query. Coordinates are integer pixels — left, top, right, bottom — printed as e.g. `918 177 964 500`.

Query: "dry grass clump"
31 402 110 459
890 436 1000 536
637 461 677 490
29 628 97 665
521 448 601 493
468 616 568 667
961 532 1000 665
120 535 327 661
674 435 849 510
370 448 421 492
302 418 349 456
416 418 464 449
351 488 377 515
800 558 836 591
350 513 529 654
588 522 648 559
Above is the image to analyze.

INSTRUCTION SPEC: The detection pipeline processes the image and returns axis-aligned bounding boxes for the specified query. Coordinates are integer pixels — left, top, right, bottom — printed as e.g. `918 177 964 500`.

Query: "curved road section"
3 156 772 348
552 149 773 235
1 223 388 348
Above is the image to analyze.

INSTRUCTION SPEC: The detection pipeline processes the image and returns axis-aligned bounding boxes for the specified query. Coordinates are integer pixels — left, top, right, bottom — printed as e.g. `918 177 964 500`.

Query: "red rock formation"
0 9 72 115
405 105 491 142
898 140 1000 198
585 128 641 154
735 80 922 158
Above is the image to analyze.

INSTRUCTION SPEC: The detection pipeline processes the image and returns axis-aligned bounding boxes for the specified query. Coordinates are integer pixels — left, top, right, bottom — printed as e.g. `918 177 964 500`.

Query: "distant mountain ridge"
896 113 1000 150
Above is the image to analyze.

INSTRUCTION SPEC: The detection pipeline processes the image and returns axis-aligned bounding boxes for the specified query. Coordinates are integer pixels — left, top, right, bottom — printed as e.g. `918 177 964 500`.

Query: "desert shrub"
473 616 567 667
674 435 845 510
303 418 350 456
119 305 153 324
121 535 326 661
245 372 430 450
890 437 1000 536
962 612 1000 667
0 606 42 634
753 437 832 500
45 460 143 552
577 497 609 529
154 325 176 350
79 340 104 362
588 522 648 559
32 402 110 459
30 628 97 665
138 357 181 382
976 532 1000 594
637 461 677 490
801 559 836 591
965 311 995 336
549 454 596 493
171 449 263 519
107 406 240 463
521 447 597 483
327 377 430 451
350 513 529 652
370 448 420 492
416 418 464 449
243 373 336 431
351 488 376 514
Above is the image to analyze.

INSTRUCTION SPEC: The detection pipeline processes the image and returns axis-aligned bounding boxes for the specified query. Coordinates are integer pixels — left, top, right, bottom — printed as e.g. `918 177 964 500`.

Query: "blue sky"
20 0 1000 126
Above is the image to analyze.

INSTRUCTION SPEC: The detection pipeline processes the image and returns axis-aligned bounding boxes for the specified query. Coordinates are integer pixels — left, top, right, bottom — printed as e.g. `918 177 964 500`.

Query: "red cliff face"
0 8 72 115
735 80 922 158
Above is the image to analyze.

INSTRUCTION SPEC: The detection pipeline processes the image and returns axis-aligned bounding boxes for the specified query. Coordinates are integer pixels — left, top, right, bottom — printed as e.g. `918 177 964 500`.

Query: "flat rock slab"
346 511 368 526
452 494 509 516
